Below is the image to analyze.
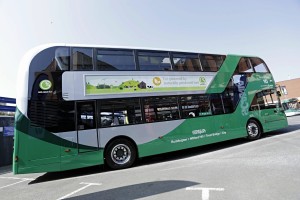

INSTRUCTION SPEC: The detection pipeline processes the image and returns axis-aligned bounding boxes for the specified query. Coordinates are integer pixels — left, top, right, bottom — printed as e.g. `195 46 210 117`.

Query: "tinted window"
180 95 211 118
200 54 225 71
180 95 200 118
31 71 64 101
222 89 234 113
55 47 70 70
172 53 201 71
96 49 136 70
250 89 277 110
59 102 75 131
77 102 96 130
231 58 253 105
29 47 70 100
72 48 93 70
232 73 248 104
210 94 224 115
99 98 142 127
143 96 179 122
249 57 269 73
237 58 253 73
138 51 172 71
30 47 71 72
29 100 75 132
198 95 212 116
250 92 265 110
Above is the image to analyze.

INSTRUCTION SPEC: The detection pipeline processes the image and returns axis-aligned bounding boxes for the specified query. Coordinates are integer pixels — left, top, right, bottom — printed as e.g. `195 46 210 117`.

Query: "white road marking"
0 176 34 180
159 163 203 171
0 177 34 189
57 182 102 200
186 187 225 200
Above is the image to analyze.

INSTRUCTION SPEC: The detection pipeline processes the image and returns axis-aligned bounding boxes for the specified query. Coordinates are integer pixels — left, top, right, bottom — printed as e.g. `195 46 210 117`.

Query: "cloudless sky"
1 0 300 98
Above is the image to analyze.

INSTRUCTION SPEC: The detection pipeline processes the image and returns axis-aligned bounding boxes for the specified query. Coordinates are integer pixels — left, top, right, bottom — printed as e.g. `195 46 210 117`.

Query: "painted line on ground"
57 182 102 200
0 177 34 180
186 187 225 200
0 177 34 189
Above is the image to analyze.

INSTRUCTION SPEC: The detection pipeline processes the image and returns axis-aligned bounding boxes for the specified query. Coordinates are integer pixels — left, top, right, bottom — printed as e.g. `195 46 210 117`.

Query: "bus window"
250 89 277 110
256 92 266 109
231 58 254 107
198 95 212 116
221 90 234 114
144 104 156 123
180 95 212 118
143 96 179 122
55 47 70 70
96 49 136 71
180 95 200 118
249 57 269 73
72 48 93 70
77 102 96 130
237 58 253 73
138 51 172 71
99 99 142 127
172 53 201 71
210 94 224 115
199 54 225 72
263 89 277 108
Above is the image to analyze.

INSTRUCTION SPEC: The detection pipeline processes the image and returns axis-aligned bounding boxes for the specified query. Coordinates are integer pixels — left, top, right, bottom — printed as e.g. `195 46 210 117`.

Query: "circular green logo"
39 80 52 90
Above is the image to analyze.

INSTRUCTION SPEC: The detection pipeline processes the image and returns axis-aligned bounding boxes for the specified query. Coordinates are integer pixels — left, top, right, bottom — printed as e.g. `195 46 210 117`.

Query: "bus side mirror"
277 91 281 97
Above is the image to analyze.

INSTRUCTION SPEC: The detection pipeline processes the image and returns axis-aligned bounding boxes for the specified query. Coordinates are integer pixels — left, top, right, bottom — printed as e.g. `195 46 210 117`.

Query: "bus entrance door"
76 101 99 153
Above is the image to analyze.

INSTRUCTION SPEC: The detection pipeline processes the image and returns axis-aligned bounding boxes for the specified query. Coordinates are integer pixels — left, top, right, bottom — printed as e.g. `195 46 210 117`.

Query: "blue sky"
1 0 300 98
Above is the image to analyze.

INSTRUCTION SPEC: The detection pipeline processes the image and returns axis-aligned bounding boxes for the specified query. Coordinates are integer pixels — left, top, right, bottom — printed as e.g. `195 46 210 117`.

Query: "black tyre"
105 138 136 170
246 120 262 140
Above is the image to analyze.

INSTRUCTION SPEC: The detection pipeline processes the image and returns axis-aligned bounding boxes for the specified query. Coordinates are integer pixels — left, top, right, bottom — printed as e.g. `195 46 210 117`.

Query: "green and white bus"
13 44 288 174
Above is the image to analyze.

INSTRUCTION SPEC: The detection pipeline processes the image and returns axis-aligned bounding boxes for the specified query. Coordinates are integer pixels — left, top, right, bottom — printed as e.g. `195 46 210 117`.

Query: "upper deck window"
249 57 269 73
199 55 224 72
96 49 136 71
138 51 172 71
72 48 93 70
172 53 201 71
232 58 253 89
55 47 70 70
237 58 253 73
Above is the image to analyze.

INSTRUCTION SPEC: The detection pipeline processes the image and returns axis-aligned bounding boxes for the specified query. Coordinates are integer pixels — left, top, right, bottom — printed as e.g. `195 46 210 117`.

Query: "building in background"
276 78 300 101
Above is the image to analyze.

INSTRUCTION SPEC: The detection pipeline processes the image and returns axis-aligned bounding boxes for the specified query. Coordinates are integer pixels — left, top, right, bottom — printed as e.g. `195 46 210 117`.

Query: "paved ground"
1 115 300 200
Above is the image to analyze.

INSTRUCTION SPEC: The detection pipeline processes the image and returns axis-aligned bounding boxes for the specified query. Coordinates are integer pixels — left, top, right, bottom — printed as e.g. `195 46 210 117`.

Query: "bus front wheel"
105 138 136 170
246 120 262 140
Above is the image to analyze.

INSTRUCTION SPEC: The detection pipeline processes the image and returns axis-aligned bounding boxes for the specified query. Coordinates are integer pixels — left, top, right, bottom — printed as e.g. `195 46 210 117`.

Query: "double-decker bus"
13 44 288 174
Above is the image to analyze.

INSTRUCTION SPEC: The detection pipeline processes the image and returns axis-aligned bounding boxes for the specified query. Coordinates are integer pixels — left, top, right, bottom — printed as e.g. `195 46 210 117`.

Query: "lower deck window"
143 96 179 122
99 99 142 127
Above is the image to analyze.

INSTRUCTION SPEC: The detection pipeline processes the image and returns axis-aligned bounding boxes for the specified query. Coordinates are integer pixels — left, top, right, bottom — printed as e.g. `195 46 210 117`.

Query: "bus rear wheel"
105 138 136 170
246 120 262 140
